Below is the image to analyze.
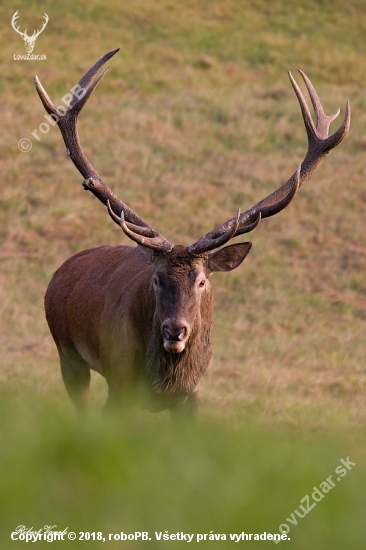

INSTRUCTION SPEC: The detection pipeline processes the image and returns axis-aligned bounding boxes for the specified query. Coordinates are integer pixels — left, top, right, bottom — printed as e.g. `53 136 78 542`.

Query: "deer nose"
162 323 188 342
162 320 190 353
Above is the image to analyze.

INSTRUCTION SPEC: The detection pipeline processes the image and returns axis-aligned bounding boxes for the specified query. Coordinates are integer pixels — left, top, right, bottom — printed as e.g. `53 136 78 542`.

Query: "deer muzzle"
162 321 189 354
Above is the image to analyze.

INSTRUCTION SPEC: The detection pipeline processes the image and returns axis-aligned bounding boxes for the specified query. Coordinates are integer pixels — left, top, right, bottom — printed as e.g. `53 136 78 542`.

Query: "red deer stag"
35 49 350 414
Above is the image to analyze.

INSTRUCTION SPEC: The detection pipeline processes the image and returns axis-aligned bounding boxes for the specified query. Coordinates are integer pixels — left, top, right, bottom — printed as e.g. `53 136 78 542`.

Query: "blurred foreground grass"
0 395 365 549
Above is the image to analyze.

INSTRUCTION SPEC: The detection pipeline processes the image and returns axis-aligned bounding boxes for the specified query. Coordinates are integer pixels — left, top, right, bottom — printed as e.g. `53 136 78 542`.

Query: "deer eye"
198 279 206 288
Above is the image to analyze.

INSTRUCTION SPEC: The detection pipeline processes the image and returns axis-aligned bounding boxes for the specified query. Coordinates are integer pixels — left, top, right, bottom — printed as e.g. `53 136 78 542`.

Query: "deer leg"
59 351 91 413
104 381 125 410
104 374 142 411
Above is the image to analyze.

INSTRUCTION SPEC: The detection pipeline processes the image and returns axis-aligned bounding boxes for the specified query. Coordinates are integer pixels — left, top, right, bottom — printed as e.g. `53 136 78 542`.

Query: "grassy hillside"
1 0 365 424
0 0 366 546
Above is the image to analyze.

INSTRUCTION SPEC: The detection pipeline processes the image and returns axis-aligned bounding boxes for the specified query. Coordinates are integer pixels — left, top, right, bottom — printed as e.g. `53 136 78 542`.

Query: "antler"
34 49 174 253
11 11 26 38
34 51 350 257
187 71 350 255
33 13 49 39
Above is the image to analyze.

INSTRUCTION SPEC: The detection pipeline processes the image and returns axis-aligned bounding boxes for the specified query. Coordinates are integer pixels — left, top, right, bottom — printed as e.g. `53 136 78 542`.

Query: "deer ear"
207 242 252 273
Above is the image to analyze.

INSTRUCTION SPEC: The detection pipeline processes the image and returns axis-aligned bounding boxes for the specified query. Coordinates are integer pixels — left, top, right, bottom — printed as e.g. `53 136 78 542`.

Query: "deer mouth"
163 325 188 354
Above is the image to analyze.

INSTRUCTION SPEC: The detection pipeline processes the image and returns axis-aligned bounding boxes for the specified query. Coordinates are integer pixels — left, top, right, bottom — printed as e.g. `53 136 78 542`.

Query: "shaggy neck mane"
146 295 213 400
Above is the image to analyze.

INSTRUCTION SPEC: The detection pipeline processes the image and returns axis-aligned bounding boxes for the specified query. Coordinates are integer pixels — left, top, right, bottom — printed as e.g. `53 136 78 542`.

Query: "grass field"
1 0 366 547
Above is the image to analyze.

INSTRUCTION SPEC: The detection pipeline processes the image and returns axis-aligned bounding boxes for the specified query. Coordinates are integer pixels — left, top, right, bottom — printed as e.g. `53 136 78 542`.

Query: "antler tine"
296 70 339 136
188 210 242 256
188 166 300 255
188 71 350 256
289 71 350 172
34 50 118 185
35 50 174 252
107 202 174 253
69 49 118 111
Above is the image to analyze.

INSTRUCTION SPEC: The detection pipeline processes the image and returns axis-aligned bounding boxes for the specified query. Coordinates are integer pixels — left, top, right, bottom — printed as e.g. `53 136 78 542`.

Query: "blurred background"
0 0 365 548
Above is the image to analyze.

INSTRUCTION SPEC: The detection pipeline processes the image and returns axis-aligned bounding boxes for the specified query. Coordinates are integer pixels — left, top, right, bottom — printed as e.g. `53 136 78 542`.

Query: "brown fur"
45 244 218 414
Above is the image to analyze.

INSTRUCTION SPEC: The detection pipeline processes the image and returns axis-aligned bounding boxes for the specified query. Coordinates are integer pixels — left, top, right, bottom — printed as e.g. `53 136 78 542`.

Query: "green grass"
0 396 365 550
1 0 366 546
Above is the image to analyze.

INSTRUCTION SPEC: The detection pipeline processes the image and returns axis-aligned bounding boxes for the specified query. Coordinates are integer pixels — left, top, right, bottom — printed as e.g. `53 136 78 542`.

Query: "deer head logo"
11 11 48 54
